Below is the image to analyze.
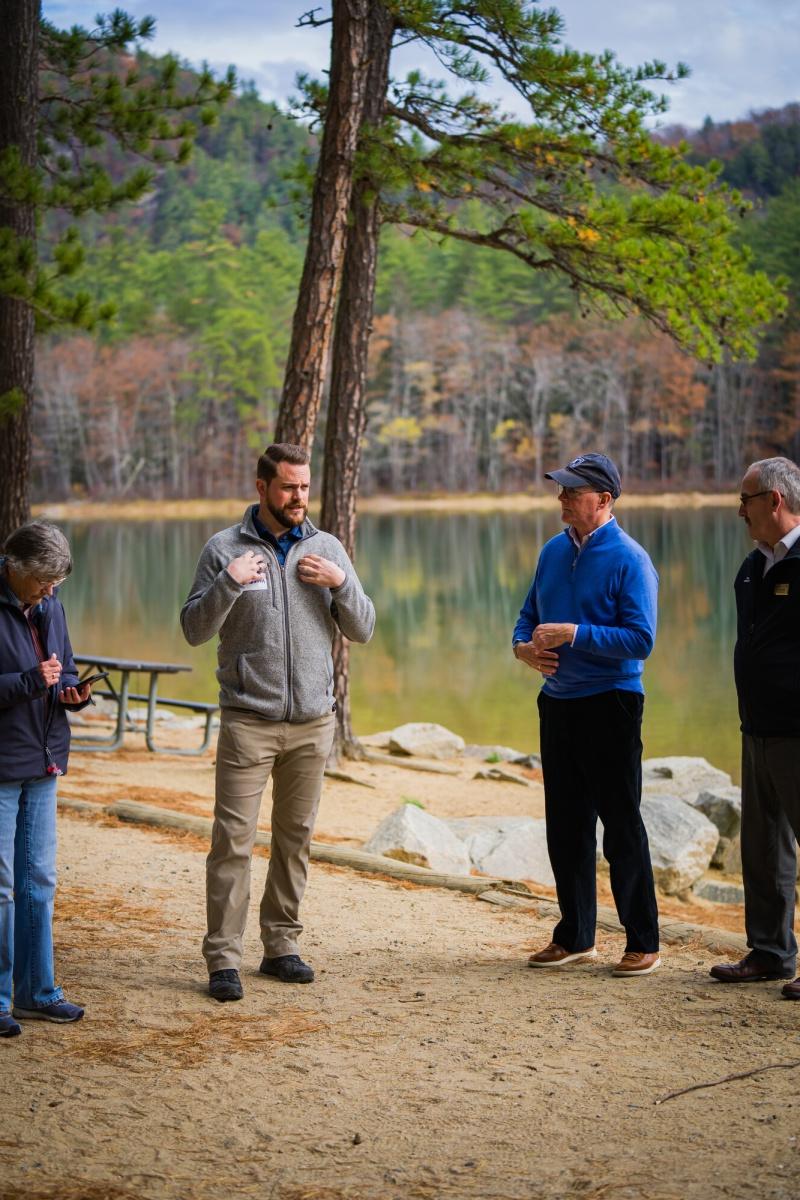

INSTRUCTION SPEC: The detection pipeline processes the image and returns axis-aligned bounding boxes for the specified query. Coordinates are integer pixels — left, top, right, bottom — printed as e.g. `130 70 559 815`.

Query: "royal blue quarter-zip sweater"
512 520 658 699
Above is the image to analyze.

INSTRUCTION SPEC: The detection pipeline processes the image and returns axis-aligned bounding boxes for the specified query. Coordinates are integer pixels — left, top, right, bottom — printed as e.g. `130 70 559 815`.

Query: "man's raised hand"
227 551 266 585
297 555 345 589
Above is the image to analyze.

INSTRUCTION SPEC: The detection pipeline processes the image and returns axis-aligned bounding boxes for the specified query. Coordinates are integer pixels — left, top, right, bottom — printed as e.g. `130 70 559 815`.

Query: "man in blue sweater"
512 453 661 977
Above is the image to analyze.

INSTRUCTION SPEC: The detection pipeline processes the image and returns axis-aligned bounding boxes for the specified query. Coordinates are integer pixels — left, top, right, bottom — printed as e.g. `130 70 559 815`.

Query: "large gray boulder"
642 794 720 894
388 722 466 760
362 805 472 875
447 816 555 887
712 834 799 882
463 744 527 762
693 878 746 905
717 835 743 876
643 757 733 800
472 767 533 787
512 753 542 770
597 793 719 895
359 729 393 750
692 787 742 838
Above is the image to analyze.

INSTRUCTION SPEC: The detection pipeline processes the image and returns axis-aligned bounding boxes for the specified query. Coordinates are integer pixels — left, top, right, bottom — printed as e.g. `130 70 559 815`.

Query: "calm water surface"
59 507 747 779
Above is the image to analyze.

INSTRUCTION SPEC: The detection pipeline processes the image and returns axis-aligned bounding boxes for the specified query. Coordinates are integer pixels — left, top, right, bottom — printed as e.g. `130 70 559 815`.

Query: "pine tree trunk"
321 3 394 761
0 0 39 541
274 0 370 449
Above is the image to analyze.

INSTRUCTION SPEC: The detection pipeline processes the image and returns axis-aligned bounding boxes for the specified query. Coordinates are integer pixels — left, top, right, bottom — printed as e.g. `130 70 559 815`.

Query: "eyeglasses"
738 490 771 506
31 576 65 589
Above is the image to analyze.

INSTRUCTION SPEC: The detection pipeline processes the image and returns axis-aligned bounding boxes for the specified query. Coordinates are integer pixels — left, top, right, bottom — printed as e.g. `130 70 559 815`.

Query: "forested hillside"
32 64 800 500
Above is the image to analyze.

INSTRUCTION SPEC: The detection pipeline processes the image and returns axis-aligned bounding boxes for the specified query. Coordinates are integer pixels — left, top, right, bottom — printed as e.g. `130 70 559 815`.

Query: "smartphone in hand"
78 671 110 687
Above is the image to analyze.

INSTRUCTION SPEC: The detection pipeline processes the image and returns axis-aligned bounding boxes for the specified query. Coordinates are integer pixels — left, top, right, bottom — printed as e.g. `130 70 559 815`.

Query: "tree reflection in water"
60 505 746 778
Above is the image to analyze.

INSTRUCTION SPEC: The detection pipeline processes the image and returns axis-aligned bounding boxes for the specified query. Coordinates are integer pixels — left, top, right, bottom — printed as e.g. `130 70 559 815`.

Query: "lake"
58 505 747 780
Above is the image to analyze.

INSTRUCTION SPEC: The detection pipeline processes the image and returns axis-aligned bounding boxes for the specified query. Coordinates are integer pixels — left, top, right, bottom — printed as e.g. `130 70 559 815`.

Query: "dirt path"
3 799 800 1200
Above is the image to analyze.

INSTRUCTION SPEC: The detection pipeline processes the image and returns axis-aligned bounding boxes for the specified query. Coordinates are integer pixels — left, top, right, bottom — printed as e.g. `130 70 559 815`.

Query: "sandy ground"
3 730 800 1200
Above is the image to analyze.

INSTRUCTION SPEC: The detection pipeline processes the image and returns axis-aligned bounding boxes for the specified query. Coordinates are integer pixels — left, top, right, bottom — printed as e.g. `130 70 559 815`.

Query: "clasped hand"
515 622 576 677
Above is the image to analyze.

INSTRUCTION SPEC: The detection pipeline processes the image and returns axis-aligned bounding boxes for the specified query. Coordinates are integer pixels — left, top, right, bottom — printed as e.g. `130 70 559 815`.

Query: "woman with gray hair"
0 520 92 1037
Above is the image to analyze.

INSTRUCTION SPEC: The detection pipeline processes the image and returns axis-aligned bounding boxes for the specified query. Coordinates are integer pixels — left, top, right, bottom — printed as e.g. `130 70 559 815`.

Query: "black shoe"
209 969 243 1002
0 1013 21 1037
709 953 794 983
259 954 314 984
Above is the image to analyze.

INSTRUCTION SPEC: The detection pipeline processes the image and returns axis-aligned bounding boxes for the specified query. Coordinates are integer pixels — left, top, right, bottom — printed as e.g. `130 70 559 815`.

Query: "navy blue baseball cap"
545 452 622 499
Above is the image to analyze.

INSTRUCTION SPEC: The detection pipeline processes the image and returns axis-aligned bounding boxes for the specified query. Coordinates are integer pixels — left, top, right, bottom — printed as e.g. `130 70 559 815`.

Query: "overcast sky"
43 0 799 131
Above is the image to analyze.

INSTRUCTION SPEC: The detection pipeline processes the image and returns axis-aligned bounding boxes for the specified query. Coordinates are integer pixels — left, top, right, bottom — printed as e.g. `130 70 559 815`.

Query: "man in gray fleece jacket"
181 443 375 1002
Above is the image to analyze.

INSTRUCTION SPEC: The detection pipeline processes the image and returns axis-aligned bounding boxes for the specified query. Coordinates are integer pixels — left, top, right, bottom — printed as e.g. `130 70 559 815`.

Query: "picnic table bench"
71 654 218 756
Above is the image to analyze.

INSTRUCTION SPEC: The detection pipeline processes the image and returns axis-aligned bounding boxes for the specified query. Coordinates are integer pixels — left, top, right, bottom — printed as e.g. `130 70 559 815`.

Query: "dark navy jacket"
0 564 87 781
734 541 800 737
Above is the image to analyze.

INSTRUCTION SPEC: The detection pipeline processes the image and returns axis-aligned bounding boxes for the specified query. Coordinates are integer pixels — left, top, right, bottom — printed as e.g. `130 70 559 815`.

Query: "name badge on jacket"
774 582 790 596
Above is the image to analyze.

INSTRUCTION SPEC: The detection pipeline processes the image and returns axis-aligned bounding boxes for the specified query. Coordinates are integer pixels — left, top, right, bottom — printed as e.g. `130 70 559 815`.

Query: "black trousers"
740 734 800 973
537 689 660 954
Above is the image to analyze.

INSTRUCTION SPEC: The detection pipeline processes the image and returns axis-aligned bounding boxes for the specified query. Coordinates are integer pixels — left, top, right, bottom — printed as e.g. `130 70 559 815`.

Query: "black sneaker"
259 954 314 984
0 1013 21 1037
208 969 243 1002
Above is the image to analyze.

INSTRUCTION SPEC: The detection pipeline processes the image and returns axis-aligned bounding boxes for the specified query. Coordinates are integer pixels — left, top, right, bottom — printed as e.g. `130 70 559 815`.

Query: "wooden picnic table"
71 654 217 756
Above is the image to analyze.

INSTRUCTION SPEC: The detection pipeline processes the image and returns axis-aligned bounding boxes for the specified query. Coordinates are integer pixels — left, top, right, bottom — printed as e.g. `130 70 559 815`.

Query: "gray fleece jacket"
180 509 375 722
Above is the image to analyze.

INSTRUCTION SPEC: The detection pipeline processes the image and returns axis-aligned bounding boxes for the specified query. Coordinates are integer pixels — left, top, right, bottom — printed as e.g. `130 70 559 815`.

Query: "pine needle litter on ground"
61 1008 327 1069
0 1184 145 1200
55 885 176 933
278 1189 364 1200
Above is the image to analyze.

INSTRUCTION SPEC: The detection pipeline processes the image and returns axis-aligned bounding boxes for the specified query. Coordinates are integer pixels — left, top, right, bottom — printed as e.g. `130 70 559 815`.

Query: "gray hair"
748 457 800 515
3 520 73 581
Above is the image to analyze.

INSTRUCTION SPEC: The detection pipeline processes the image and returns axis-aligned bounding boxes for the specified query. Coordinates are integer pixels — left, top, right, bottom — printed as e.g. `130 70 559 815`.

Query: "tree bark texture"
274 0 371 449
0 0 39 540
321 3 394 759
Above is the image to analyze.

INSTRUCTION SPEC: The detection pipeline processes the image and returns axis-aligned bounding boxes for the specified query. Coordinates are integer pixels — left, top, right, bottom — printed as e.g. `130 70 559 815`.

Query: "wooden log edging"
477 888 748 956
58 796 749 954
323 767 376 789
100 799 535 897
362 751 460 776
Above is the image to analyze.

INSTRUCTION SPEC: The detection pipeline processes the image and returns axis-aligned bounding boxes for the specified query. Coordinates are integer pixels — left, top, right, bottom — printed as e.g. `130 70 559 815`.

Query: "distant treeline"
32 79 800 499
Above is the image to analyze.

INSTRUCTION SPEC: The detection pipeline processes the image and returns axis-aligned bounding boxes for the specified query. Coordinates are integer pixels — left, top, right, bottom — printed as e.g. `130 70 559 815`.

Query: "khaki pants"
203 708 335 972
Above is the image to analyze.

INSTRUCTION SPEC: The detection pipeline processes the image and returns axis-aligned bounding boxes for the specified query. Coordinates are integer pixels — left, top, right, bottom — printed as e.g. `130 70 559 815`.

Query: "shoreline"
34 490 737 522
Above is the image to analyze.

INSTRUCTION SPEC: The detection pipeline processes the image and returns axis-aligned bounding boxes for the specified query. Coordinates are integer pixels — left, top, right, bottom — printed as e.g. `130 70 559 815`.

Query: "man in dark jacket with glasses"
710 456 800 1000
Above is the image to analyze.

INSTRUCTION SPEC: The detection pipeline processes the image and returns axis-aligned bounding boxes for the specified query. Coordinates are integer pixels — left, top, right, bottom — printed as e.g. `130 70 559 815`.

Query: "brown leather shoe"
612 951 661 977
527 941 598 968
782 977 800 1000
710 955 793 983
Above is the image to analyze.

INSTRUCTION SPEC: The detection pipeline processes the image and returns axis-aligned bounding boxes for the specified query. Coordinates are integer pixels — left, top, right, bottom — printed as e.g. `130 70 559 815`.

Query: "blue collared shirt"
251 505 306 566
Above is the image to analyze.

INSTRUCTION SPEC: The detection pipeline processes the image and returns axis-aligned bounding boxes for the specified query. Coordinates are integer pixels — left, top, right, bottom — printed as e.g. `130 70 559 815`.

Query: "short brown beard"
268 500 307 530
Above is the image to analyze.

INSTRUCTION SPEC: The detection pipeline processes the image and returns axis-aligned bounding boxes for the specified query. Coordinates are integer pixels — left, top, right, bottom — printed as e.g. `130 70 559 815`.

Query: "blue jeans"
0 776 63 1013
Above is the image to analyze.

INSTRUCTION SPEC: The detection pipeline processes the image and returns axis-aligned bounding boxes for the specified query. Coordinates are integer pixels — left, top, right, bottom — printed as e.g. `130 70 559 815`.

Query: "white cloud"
41 0 799 129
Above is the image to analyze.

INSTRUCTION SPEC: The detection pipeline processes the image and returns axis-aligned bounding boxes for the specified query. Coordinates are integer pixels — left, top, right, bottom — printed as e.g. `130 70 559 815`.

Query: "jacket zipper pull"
45 747 63 776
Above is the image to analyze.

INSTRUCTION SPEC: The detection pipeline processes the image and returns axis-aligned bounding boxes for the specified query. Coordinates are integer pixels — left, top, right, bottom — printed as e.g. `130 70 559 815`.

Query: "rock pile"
359 735 753 902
